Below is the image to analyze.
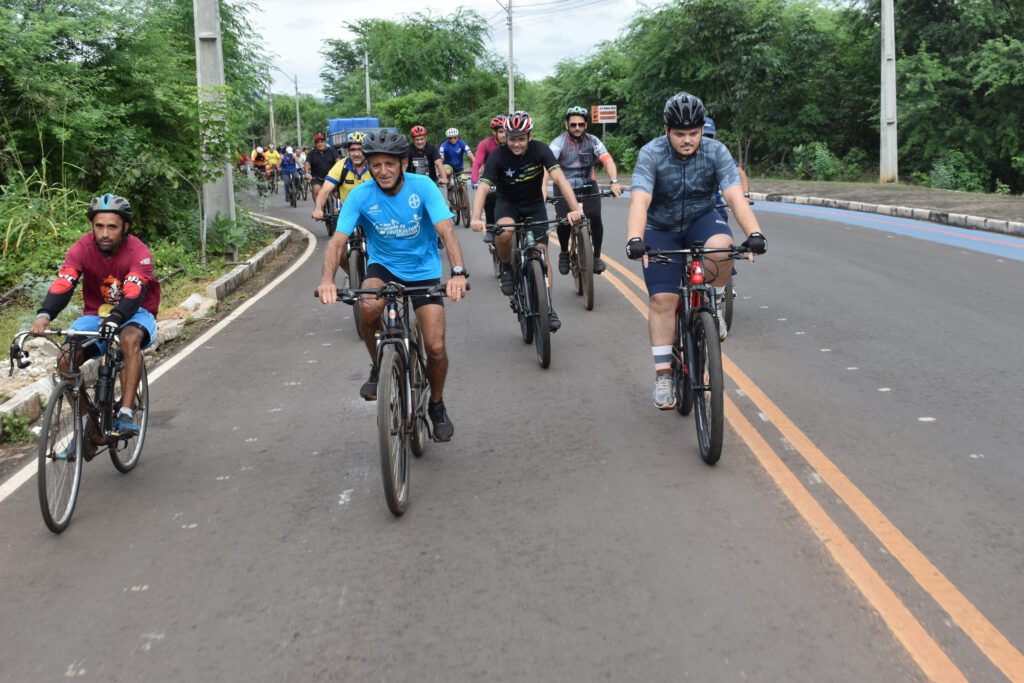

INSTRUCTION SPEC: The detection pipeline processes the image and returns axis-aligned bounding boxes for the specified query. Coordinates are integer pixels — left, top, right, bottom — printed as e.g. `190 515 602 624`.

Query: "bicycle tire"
37 382 83 533
377 347 410 516
110 361 148 473
674 314 694 416
575 221 594 311
723 275 735 333
516 259 533 345
409 323 429 458
301 179 309 201
458 183 470 227
692 311 724 465
528 259 551 368
490 246 502 279
348 248 365 340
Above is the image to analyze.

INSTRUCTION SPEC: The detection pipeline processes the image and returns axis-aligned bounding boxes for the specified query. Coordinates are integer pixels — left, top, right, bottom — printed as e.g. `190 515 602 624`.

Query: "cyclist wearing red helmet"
470 111 583 332
471 115 507 227
406 125 448 186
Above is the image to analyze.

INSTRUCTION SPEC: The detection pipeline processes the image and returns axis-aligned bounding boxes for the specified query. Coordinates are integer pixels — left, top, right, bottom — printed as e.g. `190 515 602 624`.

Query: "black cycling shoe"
428 400 454 442
558 251 570 275
549 310 561 332
593 256 607 274
500 266 515 296
359 365 378 401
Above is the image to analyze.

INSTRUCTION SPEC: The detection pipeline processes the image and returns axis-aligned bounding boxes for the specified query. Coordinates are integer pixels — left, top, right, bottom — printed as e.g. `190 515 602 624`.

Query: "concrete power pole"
880 0 898 183
267 81 277 147
364 51 371 116
506 0 514 113
294 74 301 147
192 0 236 263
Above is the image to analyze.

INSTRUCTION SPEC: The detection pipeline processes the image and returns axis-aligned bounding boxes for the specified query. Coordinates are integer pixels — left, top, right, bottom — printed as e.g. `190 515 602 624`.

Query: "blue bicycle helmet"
87 193 133 224
703 117 717 137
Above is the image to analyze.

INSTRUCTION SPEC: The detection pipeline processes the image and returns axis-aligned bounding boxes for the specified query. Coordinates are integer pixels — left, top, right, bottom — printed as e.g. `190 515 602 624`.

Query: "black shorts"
364 263 443 310
494 197 551 244
642 210 733 296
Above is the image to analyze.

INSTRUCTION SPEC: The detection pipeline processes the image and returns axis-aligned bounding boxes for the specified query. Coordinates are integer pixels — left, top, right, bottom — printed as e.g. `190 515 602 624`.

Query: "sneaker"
716 295 728 341
593 256 606 274
549 310 561 332
652 374 676 410
360 365 378 401
113 410 139 437
499 265 514 296
557 251 570 275
428 400 454 442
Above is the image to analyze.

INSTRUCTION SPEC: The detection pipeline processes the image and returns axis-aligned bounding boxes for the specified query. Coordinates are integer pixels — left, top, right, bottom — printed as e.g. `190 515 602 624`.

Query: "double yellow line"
598 255 1024 682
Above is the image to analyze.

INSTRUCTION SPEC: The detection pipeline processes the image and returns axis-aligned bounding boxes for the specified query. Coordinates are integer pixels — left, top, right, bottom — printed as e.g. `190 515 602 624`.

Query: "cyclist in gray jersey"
625 92 767 410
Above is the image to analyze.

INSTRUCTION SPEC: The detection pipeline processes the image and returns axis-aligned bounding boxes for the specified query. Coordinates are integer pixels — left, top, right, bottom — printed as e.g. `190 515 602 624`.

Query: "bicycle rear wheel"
674 314 693 416
448 186 460 225
574 221 594 311
301 179 309 201
691 311 724 465
37 382 83 534
458 184 470 227
348 248 366 339
528 259 551 368
409 324 429 458
110 361 148 473
491 246 502 279
377 347 410 516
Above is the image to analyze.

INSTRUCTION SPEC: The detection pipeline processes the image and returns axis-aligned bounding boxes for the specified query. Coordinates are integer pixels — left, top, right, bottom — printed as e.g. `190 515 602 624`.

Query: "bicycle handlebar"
9 329 107 376
485 218 570 233
646 245 751 265
313 281 469 302
545 189 616 204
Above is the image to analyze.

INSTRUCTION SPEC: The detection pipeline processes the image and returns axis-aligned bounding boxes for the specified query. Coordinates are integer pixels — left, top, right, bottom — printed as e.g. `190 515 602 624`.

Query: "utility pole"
496 0 514 112
192 0 236 264
364 50 371 115
293 74 301 146
267 77 277 147
880 0 898 183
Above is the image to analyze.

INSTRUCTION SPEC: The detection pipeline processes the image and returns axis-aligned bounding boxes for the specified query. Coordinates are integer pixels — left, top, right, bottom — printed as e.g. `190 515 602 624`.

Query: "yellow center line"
601 254 987 682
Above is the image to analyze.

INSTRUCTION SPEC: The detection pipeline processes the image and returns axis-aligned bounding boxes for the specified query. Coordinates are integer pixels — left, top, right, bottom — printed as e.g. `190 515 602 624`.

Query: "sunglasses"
568 123 586 128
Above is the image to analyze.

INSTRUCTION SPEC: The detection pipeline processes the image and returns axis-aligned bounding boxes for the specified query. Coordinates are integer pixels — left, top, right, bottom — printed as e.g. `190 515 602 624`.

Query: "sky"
251 0 648 98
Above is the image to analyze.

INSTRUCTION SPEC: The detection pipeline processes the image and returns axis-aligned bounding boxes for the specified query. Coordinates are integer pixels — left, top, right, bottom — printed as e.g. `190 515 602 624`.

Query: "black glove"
626 237 647 260
742 232 767 255
99 314 122 340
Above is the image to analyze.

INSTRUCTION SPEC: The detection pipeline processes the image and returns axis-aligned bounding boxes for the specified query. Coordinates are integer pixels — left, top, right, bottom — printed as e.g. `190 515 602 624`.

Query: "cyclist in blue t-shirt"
439 128 475 175
317 131 468 441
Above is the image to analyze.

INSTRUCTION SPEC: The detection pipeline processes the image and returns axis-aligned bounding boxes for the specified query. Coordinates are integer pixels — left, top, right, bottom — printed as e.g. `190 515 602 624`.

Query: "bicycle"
446 173 471 227
254 166 270 196
547 189 612 311
9 328 149 533
713 198 754 333
284 171 302 208
301 175 311 201
647 243 751 465
323 191 340 237
486 219 563 369
315 282 462 516
266 166 280 194
345 226 369 339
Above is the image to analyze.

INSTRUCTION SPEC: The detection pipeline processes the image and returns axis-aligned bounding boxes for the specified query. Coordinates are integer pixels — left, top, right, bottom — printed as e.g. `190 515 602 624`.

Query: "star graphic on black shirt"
504 168 516 177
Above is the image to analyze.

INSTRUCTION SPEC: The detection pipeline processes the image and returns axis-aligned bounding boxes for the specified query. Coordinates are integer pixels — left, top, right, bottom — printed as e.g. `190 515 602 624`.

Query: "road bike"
284 171 302 208
317 282 460 516
548 189 613 311
345 226 369 339
446 173 471 227
9 328 149 533
487 219 563 369
647 243 751 465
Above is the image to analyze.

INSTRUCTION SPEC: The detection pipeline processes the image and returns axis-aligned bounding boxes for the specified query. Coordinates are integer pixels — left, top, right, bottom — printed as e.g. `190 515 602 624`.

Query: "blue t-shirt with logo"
439 139 471 170
338 173 454 281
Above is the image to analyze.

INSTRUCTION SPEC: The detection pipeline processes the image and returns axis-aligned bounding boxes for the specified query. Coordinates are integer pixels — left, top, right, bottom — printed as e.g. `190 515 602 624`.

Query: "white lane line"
969 453 985 459
878 387 891 392
918 417 937 422
0 216 317 506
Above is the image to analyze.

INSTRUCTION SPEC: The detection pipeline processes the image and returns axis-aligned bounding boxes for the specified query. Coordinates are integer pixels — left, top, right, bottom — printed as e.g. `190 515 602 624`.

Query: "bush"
839 148 869 181
1 412 31 444
602 132 638 173
929 150 985 192
792 142 841 181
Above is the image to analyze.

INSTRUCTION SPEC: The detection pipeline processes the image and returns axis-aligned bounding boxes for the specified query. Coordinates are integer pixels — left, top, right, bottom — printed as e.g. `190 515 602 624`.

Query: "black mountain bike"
647 244 750 465
446 173 471 227
345 226 369 339
487 219 563 369
323 191 339 237
300 175 310 201
9 328 149 533
547 189 613 311
285 172 302 208
713 199 754 332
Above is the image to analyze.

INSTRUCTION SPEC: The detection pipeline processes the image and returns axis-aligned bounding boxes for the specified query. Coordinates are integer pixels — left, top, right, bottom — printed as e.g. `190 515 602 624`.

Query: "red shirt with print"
63 234 161 317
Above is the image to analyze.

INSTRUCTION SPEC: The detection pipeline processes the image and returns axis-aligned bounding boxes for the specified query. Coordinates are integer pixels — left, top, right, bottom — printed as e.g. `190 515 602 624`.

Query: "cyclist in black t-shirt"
304 133 339 204
470 111 583 332
407 125 449 186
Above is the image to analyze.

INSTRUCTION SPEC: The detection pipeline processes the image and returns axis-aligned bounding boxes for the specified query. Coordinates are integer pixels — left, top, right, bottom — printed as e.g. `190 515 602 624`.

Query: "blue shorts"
642 210 733 296
69 309 158 353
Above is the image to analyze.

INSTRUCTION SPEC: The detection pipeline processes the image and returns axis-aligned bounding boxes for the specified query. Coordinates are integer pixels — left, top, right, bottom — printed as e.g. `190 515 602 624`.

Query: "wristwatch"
451 266 469 279
609 179 619 184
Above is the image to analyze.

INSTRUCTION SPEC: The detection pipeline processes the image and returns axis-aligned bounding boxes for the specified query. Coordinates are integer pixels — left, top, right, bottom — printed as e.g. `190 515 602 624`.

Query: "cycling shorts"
642 209 733 296
494 198 550 245
364 263 443 310
443 163 464 176
68 309 158 357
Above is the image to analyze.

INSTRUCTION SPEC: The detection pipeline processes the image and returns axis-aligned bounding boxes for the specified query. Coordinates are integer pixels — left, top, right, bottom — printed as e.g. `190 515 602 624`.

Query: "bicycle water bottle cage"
385 301 402 331
690 261 705 284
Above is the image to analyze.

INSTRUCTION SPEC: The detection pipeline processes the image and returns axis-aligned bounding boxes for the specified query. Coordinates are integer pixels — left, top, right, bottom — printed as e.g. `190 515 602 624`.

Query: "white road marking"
760 305 769 309
878 388 891 392
758 412 770 422
969 453 985 459
847 367 859 370
215 475 230 481
283 381 301 386
918 417 936 422
181 523 198 529
321 343 332 346
268 408 283 413
734 388 746 397
807 471 824 485
125 585 149 592
777 317 787 321
821 348 831 352
245 438 258 443
141 633 165 652
338 489 354 506
796 331 805 335
306 360 318 364
64 660 86 677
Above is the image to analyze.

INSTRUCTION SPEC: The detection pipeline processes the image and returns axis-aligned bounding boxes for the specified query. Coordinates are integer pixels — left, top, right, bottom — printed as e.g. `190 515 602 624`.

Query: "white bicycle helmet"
285 146 294 154
256 146 264 153
445 128 459 138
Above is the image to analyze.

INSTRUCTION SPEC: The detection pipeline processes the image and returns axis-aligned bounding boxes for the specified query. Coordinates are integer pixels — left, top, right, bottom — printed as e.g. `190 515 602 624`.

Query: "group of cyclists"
27 91 766 458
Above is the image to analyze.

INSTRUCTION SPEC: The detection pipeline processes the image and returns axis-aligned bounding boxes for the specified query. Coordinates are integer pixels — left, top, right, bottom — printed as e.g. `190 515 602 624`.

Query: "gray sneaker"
716 294 728 341
652 374 676 410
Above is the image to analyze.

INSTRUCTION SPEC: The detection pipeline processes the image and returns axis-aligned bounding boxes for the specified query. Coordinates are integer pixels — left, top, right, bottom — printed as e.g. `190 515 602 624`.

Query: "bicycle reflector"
690 261 705 284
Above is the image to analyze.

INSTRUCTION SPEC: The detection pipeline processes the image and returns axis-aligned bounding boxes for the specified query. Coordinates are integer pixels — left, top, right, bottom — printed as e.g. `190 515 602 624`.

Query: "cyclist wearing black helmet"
29 194 160 438
625 92 766 410
549 105 622 276
316 130 468 442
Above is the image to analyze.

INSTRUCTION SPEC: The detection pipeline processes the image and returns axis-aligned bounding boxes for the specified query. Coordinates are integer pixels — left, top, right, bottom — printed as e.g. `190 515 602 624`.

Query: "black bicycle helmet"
87 193 133 224
565 105 589 121
663 92 706 130
362 130 410 157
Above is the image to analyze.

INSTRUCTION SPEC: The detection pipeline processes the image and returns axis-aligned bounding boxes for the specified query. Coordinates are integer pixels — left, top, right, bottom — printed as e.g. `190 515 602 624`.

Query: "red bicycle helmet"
410 125 427 137
503 111 533 136
490 115 506 130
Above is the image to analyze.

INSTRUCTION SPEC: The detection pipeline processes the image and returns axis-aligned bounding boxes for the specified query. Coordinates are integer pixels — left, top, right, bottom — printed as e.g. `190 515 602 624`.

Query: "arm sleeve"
548 134 564 159
481 151 499 185
592 135 612 164
631 143 657 194
471 141 488 182
38 266 80 319
325 160 345 186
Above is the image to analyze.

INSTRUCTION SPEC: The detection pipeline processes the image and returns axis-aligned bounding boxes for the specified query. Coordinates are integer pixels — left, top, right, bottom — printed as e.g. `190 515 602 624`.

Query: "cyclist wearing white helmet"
439 127 475 178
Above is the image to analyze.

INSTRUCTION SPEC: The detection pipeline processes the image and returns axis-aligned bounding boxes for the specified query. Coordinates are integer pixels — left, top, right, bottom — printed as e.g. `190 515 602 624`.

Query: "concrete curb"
750 192 1024 237
1 219 300 430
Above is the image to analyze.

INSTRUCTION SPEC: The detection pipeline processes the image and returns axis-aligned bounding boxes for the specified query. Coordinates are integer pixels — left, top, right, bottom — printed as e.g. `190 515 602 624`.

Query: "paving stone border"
1 219 300 429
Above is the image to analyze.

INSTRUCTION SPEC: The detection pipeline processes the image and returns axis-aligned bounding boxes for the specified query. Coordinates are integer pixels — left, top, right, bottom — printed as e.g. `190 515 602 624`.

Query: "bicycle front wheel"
348 248 366 339
458 184 470 227
528 259 551 368
377 347 410 516
110 361 148 473
674 314 693 416
723 275 735 333
409 324 429 458
449 186 460 225
574 221 594 311
38 382 84 533
692 311 724 465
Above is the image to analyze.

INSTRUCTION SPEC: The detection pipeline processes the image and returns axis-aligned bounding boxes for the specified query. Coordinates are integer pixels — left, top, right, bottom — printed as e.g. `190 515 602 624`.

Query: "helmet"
256 146 264 154
445 128 459 138
703 117 716 137
503 111 534 136
362 130 410 157
313 133 325 142
565 105 589 121
87 193 133 224
285 146 294 154
663 92 706 129
490 115 506 130
410 125 427 137
344 131 365 147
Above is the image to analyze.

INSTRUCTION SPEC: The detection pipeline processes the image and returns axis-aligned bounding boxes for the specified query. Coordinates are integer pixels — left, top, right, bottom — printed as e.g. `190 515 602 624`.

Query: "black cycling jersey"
481 140 560 207
307 147 339 179
407 143 441 181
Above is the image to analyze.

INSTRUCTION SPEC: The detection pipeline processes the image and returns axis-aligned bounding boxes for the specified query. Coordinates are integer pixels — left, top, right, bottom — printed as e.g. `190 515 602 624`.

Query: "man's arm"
470 181 491 231
30 266 80 335
435 157 449 185
311 181 336 219
316 232 350 304
435 218 468 302
626 190 652 241
602 156 622 197
549 168 583 222
722 184 762 239
471 140 488 183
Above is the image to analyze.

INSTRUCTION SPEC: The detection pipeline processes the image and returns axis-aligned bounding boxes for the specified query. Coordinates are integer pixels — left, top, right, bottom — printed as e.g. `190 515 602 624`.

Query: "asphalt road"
1 188 1021 682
